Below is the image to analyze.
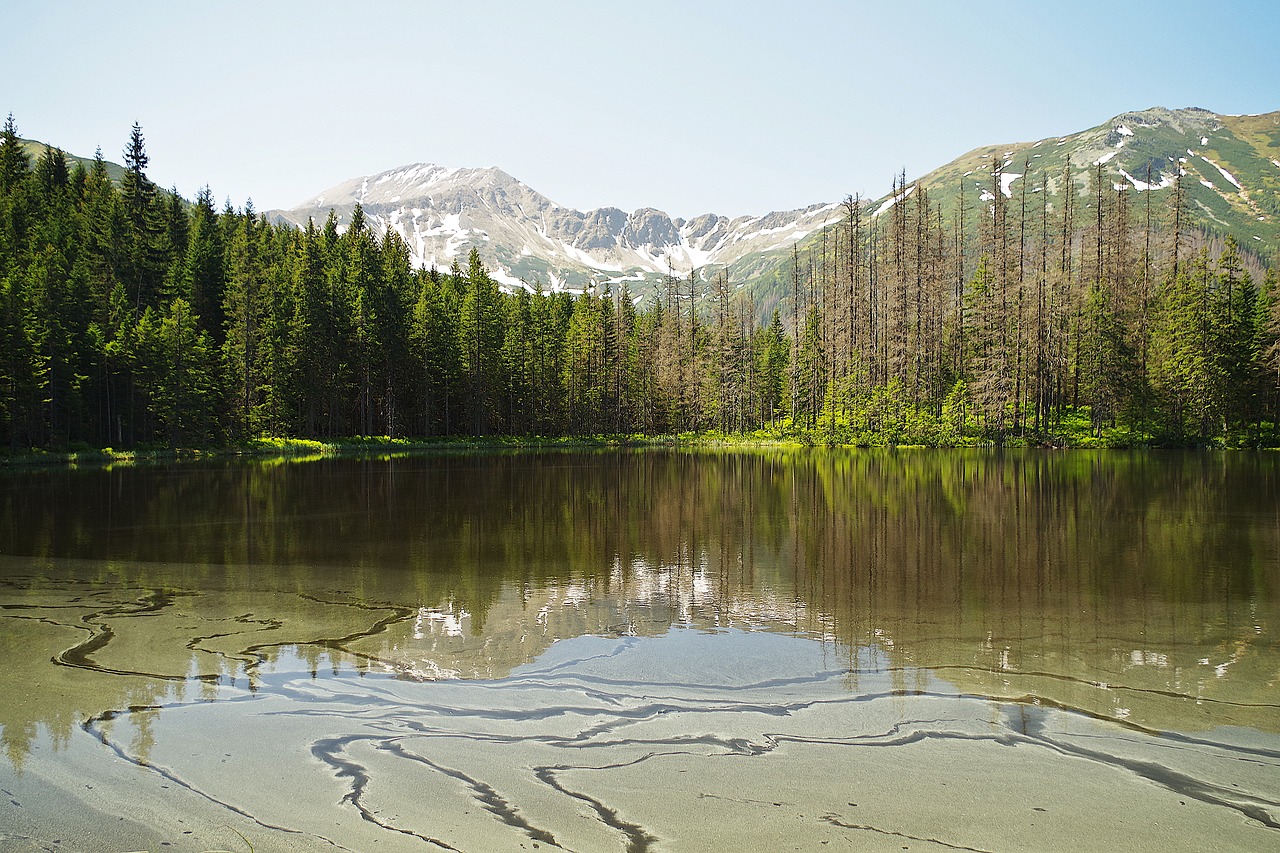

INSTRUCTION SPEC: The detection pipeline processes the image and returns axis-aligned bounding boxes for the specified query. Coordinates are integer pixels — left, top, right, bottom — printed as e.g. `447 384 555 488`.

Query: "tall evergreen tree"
457 248 504 435
0 114 29 194
180 186 226 338
562 287 607 432
755 309 789 425
118 123 167 310
222 202 266 437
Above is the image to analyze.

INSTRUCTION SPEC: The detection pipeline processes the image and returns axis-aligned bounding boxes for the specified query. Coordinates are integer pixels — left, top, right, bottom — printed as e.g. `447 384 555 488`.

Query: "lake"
0 449 1277 852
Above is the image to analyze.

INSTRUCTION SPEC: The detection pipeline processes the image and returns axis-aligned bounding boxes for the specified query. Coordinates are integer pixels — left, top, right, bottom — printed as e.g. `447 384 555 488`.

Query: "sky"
4 0 1278 218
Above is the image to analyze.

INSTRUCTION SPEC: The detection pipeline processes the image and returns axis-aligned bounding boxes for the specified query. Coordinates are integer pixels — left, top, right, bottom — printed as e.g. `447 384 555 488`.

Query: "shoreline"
2 431 1275 469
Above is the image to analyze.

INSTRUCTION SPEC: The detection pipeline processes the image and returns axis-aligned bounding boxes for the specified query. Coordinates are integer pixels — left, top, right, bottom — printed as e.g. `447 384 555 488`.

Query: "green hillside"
890 107 1278 262
744 107 1278 321
18 136 128 183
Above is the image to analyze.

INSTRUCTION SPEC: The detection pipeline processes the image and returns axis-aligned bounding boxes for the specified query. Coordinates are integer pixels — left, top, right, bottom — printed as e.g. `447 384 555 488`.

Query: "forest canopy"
1 117 1278 450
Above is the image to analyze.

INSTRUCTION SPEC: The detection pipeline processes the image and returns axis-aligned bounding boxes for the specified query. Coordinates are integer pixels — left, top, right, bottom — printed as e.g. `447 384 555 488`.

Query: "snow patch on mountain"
488 266 525 289
872 185 916 217
1119 168 1174 192
1200 156 1242 190
272 161 845 296
1000 172 1022 198
559 241 624 272
266 106 1278 299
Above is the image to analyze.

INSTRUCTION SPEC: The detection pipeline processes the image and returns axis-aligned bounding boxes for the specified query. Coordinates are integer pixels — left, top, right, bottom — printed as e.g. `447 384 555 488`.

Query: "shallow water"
0 449 1277 851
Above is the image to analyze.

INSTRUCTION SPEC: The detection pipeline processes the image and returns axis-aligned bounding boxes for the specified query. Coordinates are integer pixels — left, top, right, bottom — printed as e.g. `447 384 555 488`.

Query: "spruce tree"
222 202 265 437
180 187 226 338
756 309 789 425
457 248 503 435
118 123 167 310
0 114 29 194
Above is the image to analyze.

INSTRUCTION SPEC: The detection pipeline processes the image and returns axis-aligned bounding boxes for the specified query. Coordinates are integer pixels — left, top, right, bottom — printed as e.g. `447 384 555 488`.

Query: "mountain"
888 106 1279 259
267 106 1278 302
267 164 843 298
18 136 128 183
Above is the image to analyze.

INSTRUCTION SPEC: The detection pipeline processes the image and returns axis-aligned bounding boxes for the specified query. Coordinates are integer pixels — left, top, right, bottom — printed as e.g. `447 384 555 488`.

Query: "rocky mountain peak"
265 106 1278 300
268 163 843 297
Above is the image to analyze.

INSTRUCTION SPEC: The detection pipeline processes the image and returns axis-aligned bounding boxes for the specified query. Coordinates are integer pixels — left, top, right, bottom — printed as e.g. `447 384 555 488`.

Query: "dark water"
0 449 1277 852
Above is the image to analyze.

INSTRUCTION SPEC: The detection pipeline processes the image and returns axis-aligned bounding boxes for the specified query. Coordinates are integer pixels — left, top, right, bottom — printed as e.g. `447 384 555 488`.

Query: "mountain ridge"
267 105 1277 302
17 136 128 183
901 106 1278 251
268 162 842 295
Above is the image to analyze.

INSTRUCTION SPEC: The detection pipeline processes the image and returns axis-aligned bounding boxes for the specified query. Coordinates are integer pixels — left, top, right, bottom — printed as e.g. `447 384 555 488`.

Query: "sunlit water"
0 449 1277 852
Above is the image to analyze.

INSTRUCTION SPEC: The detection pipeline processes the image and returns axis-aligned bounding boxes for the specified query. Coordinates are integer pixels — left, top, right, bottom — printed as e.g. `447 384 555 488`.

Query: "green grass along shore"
4 419 1279 469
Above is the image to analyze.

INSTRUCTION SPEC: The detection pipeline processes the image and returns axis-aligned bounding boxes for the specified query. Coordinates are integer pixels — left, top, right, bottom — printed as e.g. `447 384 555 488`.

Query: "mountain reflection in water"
0 449 1276 851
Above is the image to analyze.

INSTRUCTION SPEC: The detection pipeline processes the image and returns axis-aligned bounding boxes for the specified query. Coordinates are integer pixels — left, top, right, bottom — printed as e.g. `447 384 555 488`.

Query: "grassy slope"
768 108 1279 302
19 137 128 183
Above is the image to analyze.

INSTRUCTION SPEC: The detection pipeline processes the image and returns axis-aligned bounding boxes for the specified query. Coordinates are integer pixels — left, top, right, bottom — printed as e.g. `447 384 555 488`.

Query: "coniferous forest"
2 117 1279 451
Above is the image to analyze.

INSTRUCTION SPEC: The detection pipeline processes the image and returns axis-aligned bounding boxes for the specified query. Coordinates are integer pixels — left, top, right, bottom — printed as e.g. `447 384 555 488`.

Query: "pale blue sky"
4 0 1277 217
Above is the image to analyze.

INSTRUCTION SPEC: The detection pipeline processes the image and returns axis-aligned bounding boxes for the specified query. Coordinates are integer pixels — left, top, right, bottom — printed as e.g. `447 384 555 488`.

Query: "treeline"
1 118 1278 449
787 166 1280 446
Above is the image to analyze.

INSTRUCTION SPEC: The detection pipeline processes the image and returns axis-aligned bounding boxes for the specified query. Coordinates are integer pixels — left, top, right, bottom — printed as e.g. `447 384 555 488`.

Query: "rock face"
266 106 1280 299
267 163 843 297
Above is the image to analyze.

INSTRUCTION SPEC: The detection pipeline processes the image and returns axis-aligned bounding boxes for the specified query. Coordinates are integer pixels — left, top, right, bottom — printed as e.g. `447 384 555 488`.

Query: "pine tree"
222 202 266 437
562 287 606 432
22 241 92 445
1260 267 1280 434
288 219 325 435
410 269 462 436
372 227 413 436
0 273 43 447
0 110 1277 450
179 187 226 338
966 255 1010 435
34 145 70 203
162 189 189 280
118 123 168 310
1152 249 1219 440
599 284 621 432
616 283 642 432
794 305 827 430
0 115 32 278
500 288 533 435
457 248 504 435
0 114 29 194
1216 237 1260 434
527 283 559 434
755 311 789 426
132 298 218 444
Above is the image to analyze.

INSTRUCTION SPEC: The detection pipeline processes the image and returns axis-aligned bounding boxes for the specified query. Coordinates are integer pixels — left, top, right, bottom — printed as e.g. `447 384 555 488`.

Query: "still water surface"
0 449 1277 852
